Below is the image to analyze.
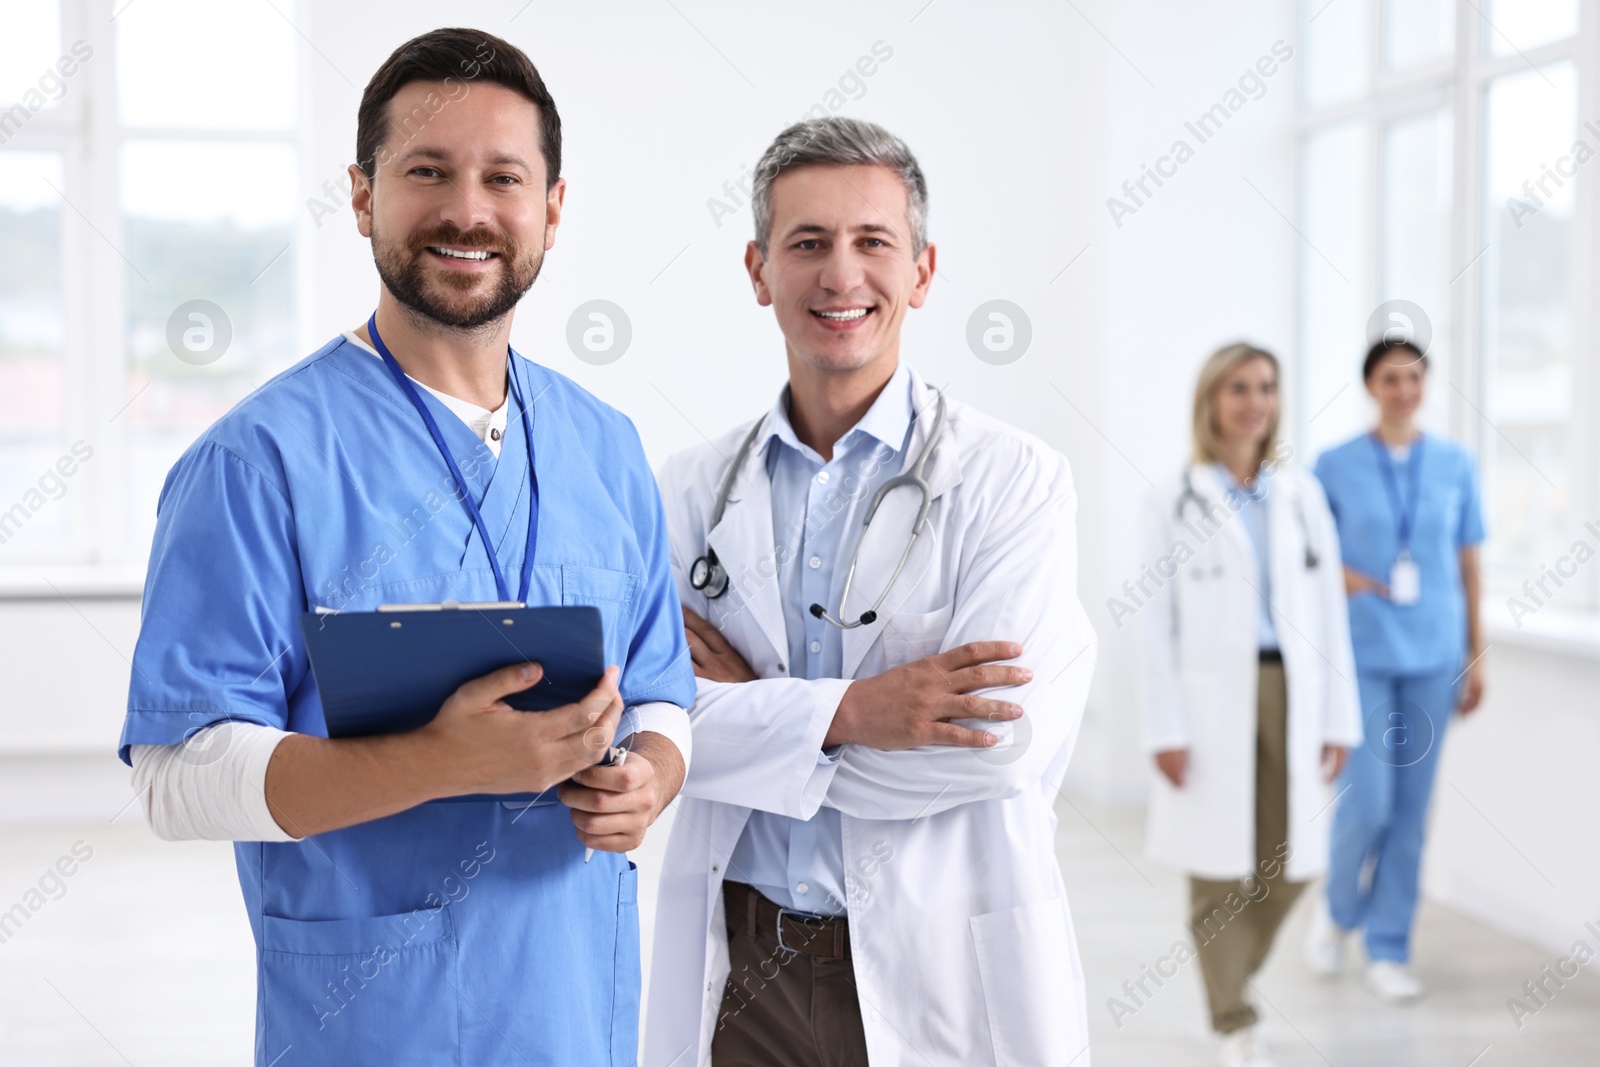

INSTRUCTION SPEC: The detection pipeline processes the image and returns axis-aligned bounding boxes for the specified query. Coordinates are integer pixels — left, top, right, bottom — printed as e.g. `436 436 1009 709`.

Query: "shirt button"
777 663 786 673
810 640 821 654
490 427 502 441
808 556 822 569
796 882 810 894
816 471 830 484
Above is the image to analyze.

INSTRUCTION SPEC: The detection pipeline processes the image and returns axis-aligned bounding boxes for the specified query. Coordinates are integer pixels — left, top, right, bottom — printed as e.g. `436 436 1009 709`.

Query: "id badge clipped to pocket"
1389 550 1421 606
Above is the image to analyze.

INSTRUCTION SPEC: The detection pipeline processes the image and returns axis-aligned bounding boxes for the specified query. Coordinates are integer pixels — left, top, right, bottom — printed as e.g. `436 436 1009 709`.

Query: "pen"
583 745 628 864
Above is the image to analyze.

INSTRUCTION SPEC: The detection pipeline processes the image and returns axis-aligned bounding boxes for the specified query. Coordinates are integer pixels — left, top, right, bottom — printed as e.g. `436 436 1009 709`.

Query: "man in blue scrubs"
117 28 693 1066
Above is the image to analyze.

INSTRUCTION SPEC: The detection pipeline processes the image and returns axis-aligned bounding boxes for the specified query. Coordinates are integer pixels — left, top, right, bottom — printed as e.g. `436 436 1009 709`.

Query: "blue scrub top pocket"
560 564 640 679
258 904 460 1066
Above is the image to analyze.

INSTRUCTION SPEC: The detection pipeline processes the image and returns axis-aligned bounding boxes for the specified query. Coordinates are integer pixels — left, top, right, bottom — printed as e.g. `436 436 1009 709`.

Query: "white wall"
0 0 1592 954
1423 626 1600 955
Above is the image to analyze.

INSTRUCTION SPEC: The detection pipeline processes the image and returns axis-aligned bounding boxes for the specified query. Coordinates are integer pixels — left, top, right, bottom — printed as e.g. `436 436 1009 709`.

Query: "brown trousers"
711 884 869 1067
1188 658 1305 1034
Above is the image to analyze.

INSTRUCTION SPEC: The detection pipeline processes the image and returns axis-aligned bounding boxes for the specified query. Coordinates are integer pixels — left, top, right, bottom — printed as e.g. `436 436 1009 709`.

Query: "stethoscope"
1175 468 1320 570
689 391 948 629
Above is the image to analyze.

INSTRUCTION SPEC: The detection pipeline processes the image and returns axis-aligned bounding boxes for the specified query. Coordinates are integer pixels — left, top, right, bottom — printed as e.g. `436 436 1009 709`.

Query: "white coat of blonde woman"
1141 457 1362 877
1135 342 1362 1067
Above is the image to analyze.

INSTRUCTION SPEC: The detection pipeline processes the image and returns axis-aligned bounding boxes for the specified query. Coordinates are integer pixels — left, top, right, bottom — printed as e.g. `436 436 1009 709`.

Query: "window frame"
1295 0 1600 620
0 0 313 596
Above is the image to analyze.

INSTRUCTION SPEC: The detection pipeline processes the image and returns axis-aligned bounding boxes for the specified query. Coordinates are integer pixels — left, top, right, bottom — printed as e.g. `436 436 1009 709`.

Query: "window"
0 0 305 589
1296 0 1592 613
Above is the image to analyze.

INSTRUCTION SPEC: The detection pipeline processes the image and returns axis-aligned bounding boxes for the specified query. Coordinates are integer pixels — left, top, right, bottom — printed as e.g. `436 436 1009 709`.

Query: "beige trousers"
1188 658 1306 1034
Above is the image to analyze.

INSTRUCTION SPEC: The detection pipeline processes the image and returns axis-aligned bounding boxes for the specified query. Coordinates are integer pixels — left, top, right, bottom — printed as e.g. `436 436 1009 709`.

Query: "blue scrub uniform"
117 335 695 1066
1313 432 1484 962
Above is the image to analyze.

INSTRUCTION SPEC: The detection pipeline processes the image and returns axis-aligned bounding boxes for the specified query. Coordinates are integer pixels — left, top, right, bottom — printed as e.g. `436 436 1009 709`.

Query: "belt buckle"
775 906 821 955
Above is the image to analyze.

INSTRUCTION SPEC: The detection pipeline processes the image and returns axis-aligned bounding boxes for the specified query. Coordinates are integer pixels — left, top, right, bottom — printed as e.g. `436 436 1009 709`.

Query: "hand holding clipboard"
298 603 669 858
301 605 623 804
416 660 625 801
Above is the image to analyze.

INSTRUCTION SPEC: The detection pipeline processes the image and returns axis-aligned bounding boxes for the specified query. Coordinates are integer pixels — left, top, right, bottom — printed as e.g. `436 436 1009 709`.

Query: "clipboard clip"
377 601 529 612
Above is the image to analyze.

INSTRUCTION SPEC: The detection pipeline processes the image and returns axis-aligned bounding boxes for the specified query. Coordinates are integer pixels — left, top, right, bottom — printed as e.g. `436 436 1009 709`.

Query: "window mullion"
1572 0 1600 610
82 0 129 568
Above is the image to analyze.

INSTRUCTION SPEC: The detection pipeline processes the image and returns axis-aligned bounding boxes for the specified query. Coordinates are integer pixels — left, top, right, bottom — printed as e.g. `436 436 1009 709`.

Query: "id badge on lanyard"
1390 548 1421 605
1371 434 1423 607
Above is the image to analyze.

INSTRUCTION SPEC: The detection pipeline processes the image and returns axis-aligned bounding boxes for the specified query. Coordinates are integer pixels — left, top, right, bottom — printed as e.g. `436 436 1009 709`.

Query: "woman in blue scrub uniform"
1306 339 1486 1001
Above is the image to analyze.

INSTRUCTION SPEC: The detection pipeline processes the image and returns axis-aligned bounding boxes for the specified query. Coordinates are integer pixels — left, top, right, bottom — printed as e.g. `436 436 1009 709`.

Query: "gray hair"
750 117 929 257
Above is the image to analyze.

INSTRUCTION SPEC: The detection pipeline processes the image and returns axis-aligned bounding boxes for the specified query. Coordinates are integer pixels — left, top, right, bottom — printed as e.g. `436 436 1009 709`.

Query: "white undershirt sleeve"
131 701 691 842
617 701 693 771
130 722 301 843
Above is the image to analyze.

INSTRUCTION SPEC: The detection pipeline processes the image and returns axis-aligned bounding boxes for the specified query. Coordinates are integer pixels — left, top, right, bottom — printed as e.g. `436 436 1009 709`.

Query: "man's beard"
372 220 543 331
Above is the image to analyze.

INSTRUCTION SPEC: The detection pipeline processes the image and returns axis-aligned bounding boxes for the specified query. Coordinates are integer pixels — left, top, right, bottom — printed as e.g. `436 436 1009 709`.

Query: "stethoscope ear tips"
805 604 878 627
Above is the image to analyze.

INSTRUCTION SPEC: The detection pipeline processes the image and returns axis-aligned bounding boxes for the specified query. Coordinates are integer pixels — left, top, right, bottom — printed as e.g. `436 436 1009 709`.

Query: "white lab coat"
644 368 1099 1067
1139 462 1362 882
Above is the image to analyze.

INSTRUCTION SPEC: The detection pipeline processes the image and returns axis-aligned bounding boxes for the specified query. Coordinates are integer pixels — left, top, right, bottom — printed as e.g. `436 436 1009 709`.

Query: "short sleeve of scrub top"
613 418 698 708
120 442 306 761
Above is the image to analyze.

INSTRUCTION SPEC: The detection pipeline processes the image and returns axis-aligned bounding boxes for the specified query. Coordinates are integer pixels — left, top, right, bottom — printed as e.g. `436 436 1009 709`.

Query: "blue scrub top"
118 334 694 1067
1313 432 1484 675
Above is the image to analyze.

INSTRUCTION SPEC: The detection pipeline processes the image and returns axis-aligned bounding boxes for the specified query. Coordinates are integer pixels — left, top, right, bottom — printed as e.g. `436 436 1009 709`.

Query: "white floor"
1054 799 1599 1067
0 770 1595 1066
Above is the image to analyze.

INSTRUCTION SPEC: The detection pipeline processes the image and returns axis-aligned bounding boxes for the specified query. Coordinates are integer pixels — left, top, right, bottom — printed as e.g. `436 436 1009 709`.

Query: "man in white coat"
643 116 1098 1067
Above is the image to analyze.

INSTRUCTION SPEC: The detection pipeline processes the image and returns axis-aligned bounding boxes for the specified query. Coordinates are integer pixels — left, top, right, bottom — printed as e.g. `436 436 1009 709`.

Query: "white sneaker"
1367 960 1425 1001
1304 895 1348 977
1219 1025 1277 1067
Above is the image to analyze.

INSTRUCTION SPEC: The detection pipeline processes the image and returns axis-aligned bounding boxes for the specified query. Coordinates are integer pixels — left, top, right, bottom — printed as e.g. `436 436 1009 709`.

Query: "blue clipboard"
298 603 606 804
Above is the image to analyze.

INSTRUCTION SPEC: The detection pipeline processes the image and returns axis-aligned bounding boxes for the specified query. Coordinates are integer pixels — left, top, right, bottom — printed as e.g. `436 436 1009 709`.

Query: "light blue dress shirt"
1214 463 1278 651
726 363 914 917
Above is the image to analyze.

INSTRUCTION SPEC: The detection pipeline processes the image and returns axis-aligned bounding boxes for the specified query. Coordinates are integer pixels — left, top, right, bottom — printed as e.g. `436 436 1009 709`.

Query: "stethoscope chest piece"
689 549 730 599
692 390 949 627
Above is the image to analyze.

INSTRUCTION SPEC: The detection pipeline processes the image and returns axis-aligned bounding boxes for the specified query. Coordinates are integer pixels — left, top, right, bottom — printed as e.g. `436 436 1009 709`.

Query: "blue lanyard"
1369 432 1423 551
367 314 539 603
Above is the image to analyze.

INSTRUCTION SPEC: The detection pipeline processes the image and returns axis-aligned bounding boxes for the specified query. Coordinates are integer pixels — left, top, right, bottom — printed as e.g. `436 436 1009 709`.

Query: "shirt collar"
1212 460 1272 503
758 361 914 463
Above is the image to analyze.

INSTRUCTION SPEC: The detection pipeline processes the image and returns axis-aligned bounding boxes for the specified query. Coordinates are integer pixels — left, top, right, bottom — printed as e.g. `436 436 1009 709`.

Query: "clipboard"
298 602 606 804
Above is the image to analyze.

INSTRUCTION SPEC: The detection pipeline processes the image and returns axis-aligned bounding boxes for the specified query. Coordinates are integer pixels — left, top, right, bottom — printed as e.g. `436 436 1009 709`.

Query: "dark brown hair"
1362 339 1428 381
355 28 561 187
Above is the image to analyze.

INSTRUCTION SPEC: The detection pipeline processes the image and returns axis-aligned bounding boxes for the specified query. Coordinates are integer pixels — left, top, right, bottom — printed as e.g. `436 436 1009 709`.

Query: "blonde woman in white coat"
1137 343 1362 1067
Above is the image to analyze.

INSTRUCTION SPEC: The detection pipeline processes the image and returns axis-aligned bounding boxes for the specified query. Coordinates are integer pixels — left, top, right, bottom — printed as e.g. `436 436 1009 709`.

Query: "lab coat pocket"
610 861 642 1067
970 897 1078 1066
259 905 460 1065
881 603 955 666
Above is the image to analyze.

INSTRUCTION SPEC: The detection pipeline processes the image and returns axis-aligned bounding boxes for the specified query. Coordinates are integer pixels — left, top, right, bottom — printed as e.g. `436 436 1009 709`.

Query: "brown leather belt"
723 880 851 960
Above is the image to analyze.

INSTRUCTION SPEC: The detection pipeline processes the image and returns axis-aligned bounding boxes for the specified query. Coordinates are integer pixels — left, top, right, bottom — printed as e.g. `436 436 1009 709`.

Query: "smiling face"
352 81 564 331
745 164 933 377
1366 348 1427 423
1212 355 1279 450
